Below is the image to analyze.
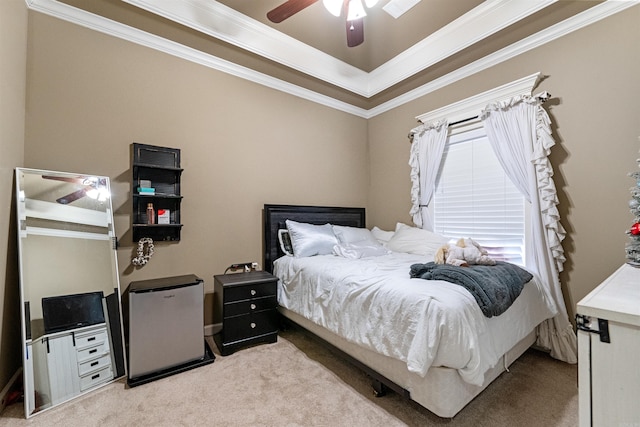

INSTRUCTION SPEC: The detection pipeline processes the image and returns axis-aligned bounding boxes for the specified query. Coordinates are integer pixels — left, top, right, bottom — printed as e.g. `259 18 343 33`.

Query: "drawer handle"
250 303 256 310
250 322 256 329
91 361 99 367
87 337 96 342
89 349 97 354
92 374 100 380
250 289 257 296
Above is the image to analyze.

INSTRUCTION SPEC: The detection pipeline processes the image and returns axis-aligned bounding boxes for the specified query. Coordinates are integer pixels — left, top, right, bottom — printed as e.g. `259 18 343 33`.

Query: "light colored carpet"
1 328 578 426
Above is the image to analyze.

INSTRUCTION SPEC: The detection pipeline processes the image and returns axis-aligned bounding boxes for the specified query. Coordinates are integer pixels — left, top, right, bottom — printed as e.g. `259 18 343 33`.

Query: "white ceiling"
28 0 639 116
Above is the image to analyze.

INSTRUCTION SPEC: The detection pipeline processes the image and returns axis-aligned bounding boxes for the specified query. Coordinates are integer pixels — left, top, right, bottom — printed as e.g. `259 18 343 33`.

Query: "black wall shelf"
132 143 183 242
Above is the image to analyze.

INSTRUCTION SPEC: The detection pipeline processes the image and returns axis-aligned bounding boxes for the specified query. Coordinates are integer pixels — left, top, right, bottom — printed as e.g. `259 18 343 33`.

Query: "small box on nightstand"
213 271 278 356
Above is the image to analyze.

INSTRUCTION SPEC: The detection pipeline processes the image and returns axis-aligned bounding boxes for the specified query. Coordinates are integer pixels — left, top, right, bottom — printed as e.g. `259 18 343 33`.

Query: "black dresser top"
214 271 277 287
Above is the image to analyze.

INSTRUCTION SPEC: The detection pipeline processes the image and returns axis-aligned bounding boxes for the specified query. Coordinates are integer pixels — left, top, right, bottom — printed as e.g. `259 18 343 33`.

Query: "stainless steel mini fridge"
126 274 205 382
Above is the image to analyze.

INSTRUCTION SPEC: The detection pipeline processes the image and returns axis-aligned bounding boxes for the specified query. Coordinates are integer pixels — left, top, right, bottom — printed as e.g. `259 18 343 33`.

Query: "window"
432 125 526 265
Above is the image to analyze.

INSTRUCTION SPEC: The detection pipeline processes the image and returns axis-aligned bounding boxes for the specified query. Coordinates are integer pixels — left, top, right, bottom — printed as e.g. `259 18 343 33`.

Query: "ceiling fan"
42 175 108 204
267 0 380 47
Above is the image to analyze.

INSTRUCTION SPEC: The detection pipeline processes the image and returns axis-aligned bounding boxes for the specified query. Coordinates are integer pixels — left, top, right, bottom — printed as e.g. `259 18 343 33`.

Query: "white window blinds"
433 128 525 265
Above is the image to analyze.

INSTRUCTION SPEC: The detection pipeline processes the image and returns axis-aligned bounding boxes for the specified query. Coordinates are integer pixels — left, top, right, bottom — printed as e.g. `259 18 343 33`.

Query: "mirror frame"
15 168 126 418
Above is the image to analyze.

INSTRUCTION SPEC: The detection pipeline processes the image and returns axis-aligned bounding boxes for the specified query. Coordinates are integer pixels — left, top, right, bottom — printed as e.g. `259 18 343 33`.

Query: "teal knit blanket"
409 261 533 318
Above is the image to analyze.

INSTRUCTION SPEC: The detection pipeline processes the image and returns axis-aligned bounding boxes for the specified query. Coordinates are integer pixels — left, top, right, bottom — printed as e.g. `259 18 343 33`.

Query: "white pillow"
332 225 379 245
333 241 390 259
286 220 338 258
371 226 395 244
386 223 449 256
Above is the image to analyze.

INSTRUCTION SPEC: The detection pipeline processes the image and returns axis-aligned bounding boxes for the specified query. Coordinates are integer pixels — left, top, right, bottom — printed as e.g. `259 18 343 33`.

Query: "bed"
263 204 557 417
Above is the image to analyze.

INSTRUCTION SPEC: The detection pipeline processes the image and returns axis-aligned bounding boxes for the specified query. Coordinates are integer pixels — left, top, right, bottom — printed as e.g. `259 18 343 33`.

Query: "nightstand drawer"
224 295 277 318
222 310 278 343
224 281 276 302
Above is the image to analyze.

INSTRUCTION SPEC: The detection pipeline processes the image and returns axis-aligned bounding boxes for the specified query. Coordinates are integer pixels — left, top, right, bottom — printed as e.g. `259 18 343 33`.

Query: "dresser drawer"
224 295 277 318
75 328 109 350
222 310 278 343
224 281 276 303
78 353 113 377
79 366 113 391
76 340 110 364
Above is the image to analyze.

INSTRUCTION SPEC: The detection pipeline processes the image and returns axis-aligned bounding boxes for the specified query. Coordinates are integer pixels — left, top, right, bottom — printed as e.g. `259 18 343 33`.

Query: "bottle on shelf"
147 203 155 225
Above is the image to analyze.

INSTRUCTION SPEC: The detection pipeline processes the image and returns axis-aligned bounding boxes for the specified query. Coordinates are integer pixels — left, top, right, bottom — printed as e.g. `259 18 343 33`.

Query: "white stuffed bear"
434 238 496 267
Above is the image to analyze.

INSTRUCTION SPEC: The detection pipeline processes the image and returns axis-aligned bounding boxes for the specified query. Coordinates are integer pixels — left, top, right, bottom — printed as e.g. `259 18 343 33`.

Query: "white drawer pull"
250 303 256 310
250 322 256 329
250 289 256 296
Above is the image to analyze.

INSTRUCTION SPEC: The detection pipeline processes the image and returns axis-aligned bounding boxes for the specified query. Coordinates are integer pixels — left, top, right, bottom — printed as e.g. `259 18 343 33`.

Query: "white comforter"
274 252 556 386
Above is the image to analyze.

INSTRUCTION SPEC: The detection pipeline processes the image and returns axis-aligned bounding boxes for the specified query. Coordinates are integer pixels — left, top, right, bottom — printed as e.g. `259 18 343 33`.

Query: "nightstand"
213 271 278 356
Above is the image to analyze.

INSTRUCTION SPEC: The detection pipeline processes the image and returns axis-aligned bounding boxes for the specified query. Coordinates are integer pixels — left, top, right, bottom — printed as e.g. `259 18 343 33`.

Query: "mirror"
15 168 126 418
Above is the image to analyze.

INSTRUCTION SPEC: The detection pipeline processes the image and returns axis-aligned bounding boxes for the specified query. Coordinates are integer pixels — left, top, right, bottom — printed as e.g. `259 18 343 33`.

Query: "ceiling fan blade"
56 188 87 205
42 175 85 184
346 18 364 47
267 0 319 23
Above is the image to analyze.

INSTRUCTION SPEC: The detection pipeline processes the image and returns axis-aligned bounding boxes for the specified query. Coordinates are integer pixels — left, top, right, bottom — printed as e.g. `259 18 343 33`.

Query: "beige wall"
24 12 369 327
0 0 27 397
368 6 640 316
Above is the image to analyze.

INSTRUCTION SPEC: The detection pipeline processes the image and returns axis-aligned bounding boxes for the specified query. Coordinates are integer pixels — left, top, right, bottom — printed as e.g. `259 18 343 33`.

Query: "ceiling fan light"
98 188 110 202
322 0 342 17
364 0 379 8
88 186 110 201
347 0 367 21
86 188 99 200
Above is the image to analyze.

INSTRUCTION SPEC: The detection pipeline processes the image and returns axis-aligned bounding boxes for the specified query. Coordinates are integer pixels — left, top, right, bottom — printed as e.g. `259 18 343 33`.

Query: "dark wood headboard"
263 204 366 273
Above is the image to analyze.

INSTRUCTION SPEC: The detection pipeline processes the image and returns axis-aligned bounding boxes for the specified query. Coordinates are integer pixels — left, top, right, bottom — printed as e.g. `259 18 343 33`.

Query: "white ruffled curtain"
480 92 577 363
408 119 449 230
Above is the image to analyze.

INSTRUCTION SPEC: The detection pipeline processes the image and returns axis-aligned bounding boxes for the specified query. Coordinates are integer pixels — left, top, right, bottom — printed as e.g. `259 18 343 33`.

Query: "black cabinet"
132 143 183 242
213 271 278 356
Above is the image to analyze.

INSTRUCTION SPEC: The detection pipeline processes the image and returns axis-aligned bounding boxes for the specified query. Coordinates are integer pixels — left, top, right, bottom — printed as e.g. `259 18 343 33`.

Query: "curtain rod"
408 116 478 143
447 115 478 127
408 91 551 143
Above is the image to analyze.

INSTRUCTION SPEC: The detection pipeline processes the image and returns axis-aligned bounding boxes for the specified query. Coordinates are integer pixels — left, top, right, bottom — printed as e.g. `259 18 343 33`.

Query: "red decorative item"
630 223 640 235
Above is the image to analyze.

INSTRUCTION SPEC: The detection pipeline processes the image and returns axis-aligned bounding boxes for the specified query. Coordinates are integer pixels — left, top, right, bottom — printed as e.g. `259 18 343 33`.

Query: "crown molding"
26 0 639 119
366 0 555 94
365 0 640 118
122 0 556 98
25 0 371 117
121 0 372 96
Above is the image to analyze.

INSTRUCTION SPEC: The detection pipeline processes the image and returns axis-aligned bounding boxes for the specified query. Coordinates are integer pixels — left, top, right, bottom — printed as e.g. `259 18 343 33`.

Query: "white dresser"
30 323 113 409
576 264 640 427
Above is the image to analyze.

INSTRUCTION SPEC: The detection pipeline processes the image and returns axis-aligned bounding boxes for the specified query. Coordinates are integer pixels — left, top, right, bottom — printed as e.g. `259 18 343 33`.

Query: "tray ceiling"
29 0 637 116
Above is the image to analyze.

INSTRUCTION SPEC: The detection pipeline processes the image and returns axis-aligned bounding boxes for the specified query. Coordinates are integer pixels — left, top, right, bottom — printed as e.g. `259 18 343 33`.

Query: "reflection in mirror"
15 168 126 418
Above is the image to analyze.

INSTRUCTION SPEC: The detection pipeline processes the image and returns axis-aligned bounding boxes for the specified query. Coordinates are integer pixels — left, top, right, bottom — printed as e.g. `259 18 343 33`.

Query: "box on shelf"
138 187 156 194
158 209 170 224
